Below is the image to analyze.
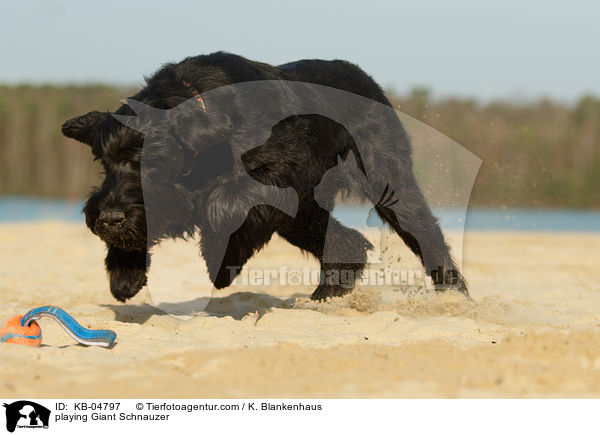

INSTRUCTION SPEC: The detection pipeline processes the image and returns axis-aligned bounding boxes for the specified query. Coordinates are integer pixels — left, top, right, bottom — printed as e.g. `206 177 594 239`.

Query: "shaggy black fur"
62 51 467 302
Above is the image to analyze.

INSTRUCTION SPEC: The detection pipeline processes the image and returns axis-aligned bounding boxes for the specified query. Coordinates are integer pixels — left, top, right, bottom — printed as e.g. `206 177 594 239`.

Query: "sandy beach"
1 222 599 398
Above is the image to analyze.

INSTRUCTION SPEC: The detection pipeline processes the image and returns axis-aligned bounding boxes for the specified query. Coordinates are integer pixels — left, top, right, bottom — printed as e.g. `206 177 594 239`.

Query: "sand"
1 222 599 398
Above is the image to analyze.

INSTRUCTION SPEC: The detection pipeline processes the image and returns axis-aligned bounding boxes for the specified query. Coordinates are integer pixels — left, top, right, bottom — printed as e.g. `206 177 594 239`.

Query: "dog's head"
61 91 237 252
62 108 148 251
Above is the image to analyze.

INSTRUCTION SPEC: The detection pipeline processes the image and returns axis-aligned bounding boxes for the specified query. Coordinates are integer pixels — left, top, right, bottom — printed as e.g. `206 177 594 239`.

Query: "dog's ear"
61 111 105 146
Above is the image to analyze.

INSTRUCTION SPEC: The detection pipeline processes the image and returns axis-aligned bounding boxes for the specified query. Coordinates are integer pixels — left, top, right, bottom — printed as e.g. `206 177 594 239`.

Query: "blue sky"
1 0 598 102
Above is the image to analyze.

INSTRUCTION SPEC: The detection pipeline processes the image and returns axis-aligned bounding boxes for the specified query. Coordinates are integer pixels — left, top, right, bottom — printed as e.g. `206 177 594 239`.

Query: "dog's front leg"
105 245 149 302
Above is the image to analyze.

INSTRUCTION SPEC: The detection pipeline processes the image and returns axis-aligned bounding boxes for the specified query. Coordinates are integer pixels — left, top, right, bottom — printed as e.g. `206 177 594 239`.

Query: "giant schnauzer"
62 51 467 302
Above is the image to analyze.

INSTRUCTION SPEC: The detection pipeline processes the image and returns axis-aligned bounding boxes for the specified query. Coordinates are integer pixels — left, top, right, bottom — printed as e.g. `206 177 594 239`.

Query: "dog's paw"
109 268 147 302
310 284 353 301
211 263 240 289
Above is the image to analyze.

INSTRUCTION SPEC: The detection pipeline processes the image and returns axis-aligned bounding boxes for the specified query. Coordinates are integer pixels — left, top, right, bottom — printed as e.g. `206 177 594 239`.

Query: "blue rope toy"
1 306 116 348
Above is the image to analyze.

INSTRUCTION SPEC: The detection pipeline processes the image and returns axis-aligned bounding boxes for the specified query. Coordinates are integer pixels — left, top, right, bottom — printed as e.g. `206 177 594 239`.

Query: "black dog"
62 51 467 302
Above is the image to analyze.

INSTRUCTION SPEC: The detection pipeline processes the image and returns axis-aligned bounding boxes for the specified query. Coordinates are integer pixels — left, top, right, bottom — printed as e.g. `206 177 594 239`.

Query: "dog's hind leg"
276 199 372 300
374 180 468 296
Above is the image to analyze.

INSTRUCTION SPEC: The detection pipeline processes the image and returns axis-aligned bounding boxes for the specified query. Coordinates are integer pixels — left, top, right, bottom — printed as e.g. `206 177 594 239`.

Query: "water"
0 198 85 222
0 198 598 232
333 205 600 232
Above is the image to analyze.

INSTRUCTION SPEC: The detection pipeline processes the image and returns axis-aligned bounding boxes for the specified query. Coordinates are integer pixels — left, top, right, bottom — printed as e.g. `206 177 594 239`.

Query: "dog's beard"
93 219 147 251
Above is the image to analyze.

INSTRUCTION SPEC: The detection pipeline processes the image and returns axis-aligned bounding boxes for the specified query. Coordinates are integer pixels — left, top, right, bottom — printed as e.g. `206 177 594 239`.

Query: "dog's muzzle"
97 210 126 229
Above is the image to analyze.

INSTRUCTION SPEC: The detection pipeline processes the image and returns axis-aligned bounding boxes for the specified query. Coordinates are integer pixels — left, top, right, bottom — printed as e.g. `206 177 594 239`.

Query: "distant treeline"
0 85 134 198
393 89 600 208
0 85 598 208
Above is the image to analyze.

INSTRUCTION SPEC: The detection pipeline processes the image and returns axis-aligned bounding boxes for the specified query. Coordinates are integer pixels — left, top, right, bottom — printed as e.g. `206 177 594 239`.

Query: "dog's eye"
125 160 141 171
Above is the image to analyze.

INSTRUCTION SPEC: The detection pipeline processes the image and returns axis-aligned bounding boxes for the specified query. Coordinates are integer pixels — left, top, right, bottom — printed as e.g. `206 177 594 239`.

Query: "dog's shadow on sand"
103 291 309 324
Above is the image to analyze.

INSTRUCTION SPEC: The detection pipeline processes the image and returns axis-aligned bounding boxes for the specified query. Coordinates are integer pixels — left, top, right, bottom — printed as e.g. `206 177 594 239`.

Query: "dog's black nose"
98 211 125 226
